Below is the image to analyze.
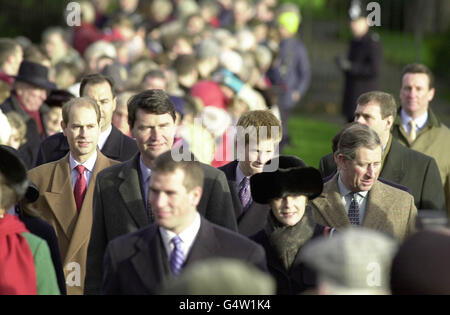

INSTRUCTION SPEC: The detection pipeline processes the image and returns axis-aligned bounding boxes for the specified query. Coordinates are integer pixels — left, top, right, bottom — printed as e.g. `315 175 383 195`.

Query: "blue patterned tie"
239 176 251 211
348 193 360 225
170 236 184 276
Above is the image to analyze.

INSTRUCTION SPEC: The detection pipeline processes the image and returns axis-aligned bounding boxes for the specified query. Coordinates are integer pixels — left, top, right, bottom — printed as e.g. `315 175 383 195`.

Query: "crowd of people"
0 0 450 296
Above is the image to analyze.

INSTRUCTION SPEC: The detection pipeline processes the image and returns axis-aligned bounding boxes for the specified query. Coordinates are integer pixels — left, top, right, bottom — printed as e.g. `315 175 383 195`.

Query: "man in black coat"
85 90 237 294
319 91 445 211
0 60 56 168
336 14 382 122
101 151 266 295
219 110 282 236
35 74 137 165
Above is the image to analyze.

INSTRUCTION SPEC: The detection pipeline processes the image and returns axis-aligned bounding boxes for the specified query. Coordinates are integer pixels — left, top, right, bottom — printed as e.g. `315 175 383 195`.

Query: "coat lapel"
101 125 121 160
362 181 394 232
184 217 218 264
381 138 407 184
118 154 149 228
43 155 78 241
310 174 351 228
130 225 166 293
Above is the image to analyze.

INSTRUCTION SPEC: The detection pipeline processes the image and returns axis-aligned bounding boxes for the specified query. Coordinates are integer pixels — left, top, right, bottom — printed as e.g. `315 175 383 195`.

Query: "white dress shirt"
69 151 97 190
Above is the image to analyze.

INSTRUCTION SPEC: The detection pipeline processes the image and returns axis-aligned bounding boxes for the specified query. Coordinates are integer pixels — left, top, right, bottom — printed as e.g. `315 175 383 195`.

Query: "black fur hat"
0 145 29 202
250 155 323 204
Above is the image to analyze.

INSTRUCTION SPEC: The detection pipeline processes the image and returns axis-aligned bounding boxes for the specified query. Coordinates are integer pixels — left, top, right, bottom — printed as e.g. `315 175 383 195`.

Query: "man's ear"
112 96 117 112
61 120 67 136
189 186 203 207
427 87 435 102
385 115 394 131
335 153 347 171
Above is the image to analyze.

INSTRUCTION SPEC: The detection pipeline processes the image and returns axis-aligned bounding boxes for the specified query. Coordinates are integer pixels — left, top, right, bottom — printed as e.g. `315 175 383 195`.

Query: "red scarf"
0 214 38 295
0 71 14 86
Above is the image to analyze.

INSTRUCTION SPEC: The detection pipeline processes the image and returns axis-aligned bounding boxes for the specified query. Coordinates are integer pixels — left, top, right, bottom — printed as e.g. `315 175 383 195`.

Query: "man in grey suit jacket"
101 151 267 294
85 90 237 294
319 91 445 211
310 123 417 242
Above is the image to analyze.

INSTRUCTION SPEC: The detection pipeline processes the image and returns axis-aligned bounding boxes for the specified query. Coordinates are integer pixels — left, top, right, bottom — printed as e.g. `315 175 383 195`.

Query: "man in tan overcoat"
26 97 118 294
310 123 417 242
391 63 450 216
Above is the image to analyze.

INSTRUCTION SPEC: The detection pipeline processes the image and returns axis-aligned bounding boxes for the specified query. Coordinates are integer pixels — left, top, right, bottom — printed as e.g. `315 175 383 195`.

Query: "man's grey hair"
335 123 381 161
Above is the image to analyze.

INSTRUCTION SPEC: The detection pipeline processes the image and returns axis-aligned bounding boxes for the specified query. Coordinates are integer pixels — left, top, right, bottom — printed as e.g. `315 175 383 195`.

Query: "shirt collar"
337 174 368 199
69 150 98 172
159 212 201 248
98 125 112 150
401 109 428 130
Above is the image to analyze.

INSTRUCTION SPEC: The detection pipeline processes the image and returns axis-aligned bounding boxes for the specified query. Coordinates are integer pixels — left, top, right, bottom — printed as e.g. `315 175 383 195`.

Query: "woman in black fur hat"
250 155 332 295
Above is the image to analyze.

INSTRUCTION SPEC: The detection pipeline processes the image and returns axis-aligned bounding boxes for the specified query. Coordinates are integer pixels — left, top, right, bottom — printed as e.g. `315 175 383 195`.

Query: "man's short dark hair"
79 73 116 97
127 89 177 129
153 150 204 192
402 63 434 89
142 69 166 83
173 54 197 77
357 91 397 120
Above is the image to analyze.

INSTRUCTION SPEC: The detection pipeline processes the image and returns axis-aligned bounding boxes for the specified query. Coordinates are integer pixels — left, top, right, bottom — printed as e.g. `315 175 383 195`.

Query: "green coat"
22 232 60 295
392 108 450 216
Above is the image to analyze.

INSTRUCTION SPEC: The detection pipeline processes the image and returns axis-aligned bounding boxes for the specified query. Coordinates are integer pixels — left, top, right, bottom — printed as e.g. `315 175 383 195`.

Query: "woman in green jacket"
0 145 59 295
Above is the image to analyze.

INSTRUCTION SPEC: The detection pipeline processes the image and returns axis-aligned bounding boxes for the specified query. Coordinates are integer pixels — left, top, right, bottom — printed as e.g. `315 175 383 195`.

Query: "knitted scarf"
264 207 316 272
0 214 37 295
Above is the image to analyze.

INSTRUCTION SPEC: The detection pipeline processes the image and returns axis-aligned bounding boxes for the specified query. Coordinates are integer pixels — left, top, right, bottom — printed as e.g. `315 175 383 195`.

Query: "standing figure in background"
337 2 382 122
268 4 310 149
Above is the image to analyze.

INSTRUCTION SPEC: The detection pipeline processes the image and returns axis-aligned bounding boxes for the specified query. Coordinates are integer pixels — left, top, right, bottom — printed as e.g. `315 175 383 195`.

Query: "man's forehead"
402 73 430 86
354 146 382 160
83 82 114 97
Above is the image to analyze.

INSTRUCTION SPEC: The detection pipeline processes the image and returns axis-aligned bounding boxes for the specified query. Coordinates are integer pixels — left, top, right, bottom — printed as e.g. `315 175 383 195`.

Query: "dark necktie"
348 192 360 225
239 176 251 211
74 165 86 213
170 236 184 276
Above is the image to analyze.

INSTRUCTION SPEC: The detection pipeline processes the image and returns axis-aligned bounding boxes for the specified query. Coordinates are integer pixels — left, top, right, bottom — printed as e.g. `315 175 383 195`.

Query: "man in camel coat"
26 97 118 294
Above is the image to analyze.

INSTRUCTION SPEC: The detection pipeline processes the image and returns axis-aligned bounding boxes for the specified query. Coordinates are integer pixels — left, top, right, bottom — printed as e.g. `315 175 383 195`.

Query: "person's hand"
335 55 351 71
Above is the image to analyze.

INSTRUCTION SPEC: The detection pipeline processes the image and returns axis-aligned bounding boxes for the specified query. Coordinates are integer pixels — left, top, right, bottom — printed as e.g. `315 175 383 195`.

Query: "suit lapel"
130 225 166 293
101 125 121 161
310 174 351 228
184 217 218 264
43 155 78 241
118 154 149 228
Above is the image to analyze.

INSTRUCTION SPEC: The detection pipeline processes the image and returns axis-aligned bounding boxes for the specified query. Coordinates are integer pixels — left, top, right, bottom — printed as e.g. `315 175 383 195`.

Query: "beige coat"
392 109 450 216
27 151 118 295
309 174 417 242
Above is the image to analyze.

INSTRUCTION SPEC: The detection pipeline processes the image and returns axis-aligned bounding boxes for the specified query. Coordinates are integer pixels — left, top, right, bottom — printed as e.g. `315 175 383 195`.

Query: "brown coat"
309 174 417 242
26 151 118 295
